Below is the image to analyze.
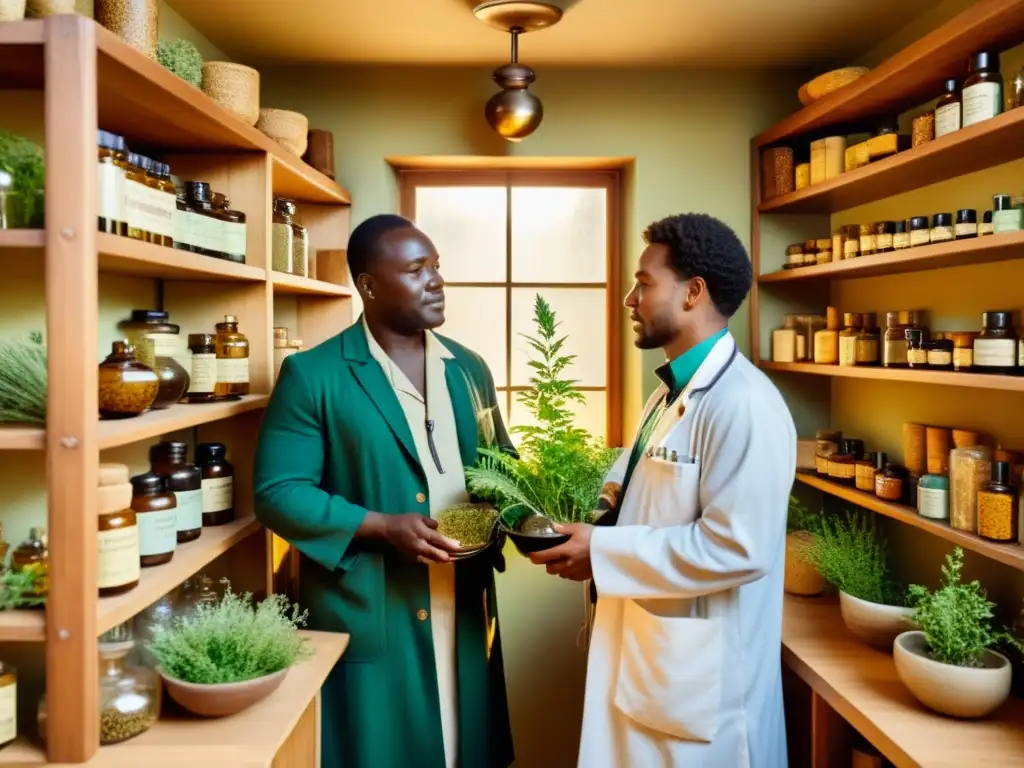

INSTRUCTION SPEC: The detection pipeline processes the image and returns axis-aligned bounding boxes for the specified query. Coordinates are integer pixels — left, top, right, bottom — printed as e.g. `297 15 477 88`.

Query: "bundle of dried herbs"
0 331 46 423
436 503 497 548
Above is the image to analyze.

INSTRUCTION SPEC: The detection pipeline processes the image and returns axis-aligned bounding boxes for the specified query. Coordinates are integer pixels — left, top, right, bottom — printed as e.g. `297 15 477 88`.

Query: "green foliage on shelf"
0 331 47 424
786 494 824 535
465 294 621 525
0 130 44 228
156 39 204 88
802 511 906 606
908 547 1024 668
149 582 311 685
0 569 46 612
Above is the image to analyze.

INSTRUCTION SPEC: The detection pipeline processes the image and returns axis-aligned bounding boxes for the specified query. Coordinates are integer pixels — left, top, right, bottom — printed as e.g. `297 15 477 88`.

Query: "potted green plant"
784 494 826 597
802 511 913 650
0 130 44 229
149 582 311 717
464 295 621 554
895 547 1023 718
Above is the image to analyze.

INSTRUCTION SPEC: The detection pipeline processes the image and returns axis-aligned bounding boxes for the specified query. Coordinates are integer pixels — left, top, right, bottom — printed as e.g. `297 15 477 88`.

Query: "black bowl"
500 521 569 555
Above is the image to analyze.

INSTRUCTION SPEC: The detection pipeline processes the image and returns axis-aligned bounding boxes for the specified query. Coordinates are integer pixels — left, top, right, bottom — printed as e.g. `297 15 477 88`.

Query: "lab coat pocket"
625 456 701 528
614 599 723 742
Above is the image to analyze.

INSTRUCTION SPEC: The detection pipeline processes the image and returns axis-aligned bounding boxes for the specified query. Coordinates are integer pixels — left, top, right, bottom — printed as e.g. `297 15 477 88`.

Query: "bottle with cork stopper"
813 307 840 365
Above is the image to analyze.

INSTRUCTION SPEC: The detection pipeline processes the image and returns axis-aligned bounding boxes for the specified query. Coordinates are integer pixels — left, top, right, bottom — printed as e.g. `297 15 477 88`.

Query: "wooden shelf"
97 395 269 450
760 231 1024 283
0 229 44 248
0 609 44 642
0 630 348 767
783 596 1024 768
271 271 354 297
759 106 1024 214
97 517 262 636
754 0 1024 147
794 472 1024 571
0 425 45 451
761 361 1024 393
97 235 266 282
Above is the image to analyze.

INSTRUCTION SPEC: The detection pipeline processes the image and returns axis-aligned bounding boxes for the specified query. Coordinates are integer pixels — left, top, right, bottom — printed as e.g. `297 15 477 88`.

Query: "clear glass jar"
97 130 127 236
11 527 47 599
292 210 309 277
272 198 297 274
118 309 190 409
131 591 178 669
215 314 250 398
97 623 160 744
950 446 992 532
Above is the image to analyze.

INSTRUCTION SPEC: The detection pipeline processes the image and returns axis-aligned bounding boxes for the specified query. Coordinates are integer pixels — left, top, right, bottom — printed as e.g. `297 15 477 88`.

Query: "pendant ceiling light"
473 1 563 142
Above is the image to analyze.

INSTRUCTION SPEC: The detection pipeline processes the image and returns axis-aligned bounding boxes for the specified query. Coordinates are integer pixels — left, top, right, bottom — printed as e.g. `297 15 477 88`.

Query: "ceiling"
167 0 937 68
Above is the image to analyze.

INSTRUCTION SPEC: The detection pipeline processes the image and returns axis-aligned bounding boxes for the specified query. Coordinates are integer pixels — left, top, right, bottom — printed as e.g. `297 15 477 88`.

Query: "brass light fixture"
473 1 563 142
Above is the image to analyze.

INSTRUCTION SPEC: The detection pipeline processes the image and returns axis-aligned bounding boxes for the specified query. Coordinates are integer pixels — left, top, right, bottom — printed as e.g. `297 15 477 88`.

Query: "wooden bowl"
257 108 309 157
202 62 260 125
798 67 869 106
159 667 289 717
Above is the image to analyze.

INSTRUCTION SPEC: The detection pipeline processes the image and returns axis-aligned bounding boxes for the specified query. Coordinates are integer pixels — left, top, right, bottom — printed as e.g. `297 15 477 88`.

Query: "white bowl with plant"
149 583 311 718
802 512 913 650
895 547 1022 719
784 495 826 597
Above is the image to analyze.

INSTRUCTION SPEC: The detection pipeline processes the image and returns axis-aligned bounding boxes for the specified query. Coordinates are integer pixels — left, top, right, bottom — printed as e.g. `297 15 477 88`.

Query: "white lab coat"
581 332 795 768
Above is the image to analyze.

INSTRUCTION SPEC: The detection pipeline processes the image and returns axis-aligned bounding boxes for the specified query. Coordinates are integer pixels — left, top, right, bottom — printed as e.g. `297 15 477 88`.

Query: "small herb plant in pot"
895 547 1024 718
149 582 311 718
802 511 913 650
784 495 826 597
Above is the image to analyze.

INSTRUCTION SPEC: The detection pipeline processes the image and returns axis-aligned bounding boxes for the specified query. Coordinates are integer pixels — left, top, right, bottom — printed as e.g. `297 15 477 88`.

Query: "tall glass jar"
97 623 160 744
292 210 310 277
215 314 250 398
118 310 190 409
124 152 151 242
882 311 910 368
272 198 296 274
141 157 174 248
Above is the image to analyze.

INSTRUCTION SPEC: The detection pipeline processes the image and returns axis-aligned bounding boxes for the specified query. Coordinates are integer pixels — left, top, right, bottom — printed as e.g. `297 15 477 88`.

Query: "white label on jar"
909 229 930 247
125 179 174 239
930 226 954 243
973 338 1015 368
146 332 182 359
955 223 977 237
844 240 859 256
98 161 123 223
138 508 177 557
928 350 953 366
1019 339 1024 367
121 370 156 383
217 357 250 385
204 215 226 255
875 233 893 250
98 525 140 588
918 487 949 520
0 682 15 745
189 352 217 393
223 221 247 259
174 489 203 532
148 187 176 240
953 348 973 369
962 82 1001 128
174 208 204 250
893 233 910 249
202 476 234 514
859 234 876 251
934 102 961 137
786 253 803 266
907 349 928 365
838 336 857 367
979 222 994 236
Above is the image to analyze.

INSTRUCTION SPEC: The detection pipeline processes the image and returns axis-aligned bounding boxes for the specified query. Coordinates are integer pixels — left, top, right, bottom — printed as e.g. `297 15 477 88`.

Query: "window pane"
510 390 607 443
440 287 507 385
414 187 507 283
510 288 606 388
511 187 607 284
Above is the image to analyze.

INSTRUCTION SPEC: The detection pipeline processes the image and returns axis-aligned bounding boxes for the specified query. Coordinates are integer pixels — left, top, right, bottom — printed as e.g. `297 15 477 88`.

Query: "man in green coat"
254 214 515 768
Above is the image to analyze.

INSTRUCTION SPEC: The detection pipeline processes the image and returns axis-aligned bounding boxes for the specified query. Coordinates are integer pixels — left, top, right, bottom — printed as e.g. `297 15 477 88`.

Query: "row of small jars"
272 197 310 277
97 444 234 598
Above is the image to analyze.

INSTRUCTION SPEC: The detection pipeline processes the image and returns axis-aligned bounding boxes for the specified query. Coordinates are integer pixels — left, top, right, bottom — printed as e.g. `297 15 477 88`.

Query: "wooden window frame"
398 168 623 446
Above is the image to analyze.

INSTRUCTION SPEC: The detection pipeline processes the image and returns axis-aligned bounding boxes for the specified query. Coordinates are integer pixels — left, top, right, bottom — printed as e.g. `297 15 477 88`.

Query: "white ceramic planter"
784 532 825 596
894 631 1012 718
839 591 915 651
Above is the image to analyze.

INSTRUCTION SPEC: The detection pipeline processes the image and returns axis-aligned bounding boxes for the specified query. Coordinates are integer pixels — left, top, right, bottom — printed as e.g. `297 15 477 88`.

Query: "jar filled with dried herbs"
272 198 297 274
97 623 160 744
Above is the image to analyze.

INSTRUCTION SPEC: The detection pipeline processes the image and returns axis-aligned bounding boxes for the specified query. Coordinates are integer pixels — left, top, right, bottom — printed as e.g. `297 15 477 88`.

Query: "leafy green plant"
0 331 47 424
908 547 1024 668
786 494 824 535
156 39 204 87
465 295 620 524
0 130 44 228
149 582 311 685
801 511 906 606
0 569 46 611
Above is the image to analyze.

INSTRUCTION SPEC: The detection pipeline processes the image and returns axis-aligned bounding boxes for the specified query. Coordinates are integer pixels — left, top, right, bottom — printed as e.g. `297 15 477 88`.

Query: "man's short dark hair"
347 214 416 278
643 213 753 319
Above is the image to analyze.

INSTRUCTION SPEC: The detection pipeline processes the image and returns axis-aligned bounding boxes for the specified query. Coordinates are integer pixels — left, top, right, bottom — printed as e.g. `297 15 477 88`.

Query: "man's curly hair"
642 213 753 319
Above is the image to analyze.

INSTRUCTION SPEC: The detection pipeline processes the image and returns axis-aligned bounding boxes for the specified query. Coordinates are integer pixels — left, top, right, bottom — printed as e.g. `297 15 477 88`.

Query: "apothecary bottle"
892 220 910 250
97 623 160 745
978 461 1017 542
908 216 930 248
882 311 910 368
97 463 140 598
123 152 151 242
212 192 247 263
993 194 1023 233
802 240 817 267
97 130 127 236
118 310 189 409
184 181 225 258
930 213 954 244
215 314 250 398
784 243 804 270
858 224 876 257
842 224 860 259
955 209 978 239
854 312 880 366
873 222 895 253
292 209 309 277
272 198 297 274
934 78 961 138
150 442 203 544
130 472 176 567
195 442 234 527
950 446 991 532
905 328 928 369
11 527 47 599
925 338 954 371
974 311 1017 374
962 50 1002 128
141 157 174 247
838 313 861 367
813 307 839 365
186 333 218 403
98 340 159 419
950 331 976 372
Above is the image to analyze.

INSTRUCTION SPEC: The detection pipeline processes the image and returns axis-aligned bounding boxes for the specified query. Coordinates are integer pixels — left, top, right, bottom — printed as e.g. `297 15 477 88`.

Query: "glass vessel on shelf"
98 340 160 419
10 527 48 599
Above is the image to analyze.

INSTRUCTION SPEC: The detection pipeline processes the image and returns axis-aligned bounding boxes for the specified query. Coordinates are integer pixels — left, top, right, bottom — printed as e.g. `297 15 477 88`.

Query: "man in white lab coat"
531 213 796 767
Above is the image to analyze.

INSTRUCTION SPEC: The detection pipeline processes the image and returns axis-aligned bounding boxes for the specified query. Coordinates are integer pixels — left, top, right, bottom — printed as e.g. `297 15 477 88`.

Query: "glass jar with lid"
141 158 174 248
97 130 128 236
842 224 860 259
974 311 1017 374
184 181 226 258
934 78 961 137
215 314 250 398
130 471 177 566
150 442 203 544
196 442 235 527
838 313 861 367
925 338 954 371
892 220 910 250
186 333 218 404
949 331 977 372
962 50 1002 128
854 312 880 366
97 623 160 744
97 463 139 598
873 221 895 253
272 198 297 274
814 238 832 265
950 445 992 532
212 192 247 264
930 213 954 244
882 311 911 368
908 216 930 247
906 328 928 369
802 240 817 267
784 243 804 270
98 340 160 419
124 153 151 242
858 224 876 257
118 309 189 409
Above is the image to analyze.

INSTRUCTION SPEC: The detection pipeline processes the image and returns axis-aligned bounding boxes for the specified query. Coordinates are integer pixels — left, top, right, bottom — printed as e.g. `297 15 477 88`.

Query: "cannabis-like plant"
0 331 47 424
465 295 620 524
801 511 906 606
908 547 1024 668
149 582 311 685
156 39 204 88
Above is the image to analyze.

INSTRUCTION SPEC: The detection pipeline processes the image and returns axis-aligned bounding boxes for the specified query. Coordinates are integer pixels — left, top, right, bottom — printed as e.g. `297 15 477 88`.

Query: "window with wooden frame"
398 169 622 447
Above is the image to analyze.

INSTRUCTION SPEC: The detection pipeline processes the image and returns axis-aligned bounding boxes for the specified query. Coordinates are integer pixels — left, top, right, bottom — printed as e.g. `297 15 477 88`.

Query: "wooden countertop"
783 597 1024 767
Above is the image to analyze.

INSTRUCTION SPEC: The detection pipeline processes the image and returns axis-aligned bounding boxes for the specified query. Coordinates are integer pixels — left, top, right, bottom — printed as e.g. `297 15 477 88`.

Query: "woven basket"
202 62 260 125
0 0 27 21
798 67 869 107
257 108 309 157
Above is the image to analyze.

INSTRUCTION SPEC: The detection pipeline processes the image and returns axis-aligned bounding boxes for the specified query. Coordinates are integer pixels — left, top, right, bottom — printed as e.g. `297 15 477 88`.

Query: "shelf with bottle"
270 271 354 298
762 361 1024 392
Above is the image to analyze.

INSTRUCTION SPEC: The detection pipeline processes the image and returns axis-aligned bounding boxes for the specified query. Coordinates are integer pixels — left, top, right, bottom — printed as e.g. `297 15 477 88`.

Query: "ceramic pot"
839 591 915 650
894 631 1011 718
159 667 289 717
784 532 825 596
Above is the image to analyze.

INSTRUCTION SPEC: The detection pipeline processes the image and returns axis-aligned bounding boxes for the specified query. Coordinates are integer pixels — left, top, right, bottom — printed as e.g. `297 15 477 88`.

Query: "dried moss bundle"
156 39 204 88
436 503 497 548
0 331 47 424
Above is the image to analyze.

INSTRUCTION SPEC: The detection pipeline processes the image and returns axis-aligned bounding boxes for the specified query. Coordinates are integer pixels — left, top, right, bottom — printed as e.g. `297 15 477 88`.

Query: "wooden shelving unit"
0 14 354 764
750 0 1024 762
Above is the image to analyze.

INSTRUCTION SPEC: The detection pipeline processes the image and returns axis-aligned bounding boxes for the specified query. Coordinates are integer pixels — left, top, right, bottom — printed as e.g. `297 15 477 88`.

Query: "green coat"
254 321 514 768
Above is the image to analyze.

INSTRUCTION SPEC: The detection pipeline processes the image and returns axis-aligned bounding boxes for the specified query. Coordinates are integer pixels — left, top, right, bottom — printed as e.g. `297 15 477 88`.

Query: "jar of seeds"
97 622 160 744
